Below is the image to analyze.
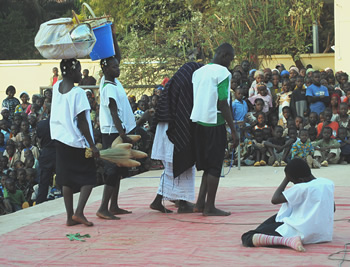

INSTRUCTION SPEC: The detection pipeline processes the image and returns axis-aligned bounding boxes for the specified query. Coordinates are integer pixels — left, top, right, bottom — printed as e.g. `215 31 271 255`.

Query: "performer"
96 56 136 220
50 59 99 226
150 62 203 213
190 43 238 216
241 158 334 252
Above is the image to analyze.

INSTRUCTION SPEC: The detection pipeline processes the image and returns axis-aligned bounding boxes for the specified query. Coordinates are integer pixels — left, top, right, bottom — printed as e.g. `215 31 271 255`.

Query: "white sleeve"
73 89 90 117
282 184 307 208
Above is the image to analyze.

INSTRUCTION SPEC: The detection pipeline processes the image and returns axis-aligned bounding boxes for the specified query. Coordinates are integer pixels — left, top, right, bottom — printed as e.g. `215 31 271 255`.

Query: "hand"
121 134 133 144
91 145 100 158
231 130 239 149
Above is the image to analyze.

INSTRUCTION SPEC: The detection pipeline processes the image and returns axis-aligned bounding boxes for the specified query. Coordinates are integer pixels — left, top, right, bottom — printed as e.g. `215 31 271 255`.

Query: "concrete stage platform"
0 165 349 266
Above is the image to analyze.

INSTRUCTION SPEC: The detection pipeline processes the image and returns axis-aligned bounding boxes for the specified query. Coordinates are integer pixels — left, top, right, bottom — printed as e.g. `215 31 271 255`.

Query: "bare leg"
203 173 230 216
150 194 173 213
63 186 80 226
72 185 94 226
193 171 208 212
96 185 120 220
109 178 132 215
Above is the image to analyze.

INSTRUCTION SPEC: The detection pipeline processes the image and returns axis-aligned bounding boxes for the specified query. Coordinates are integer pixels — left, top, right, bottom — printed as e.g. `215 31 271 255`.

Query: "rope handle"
82 2 96 18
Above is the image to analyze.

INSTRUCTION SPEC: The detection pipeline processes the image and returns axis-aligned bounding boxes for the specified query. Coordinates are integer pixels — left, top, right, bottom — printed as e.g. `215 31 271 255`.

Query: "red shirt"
316 121 339 139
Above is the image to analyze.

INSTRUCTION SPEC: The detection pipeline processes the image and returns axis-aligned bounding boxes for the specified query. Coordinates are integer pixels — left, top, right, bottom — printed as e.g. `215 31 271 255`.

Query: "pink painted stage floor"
0 187 349 266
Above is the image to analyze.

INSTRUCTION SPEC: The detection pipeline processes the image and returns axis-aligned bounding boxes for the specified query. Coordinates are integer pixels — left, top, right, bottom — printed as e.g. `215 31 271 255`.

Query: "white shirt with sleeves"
275 177 334 244
190 64 231 124
50 80 94 148
99 76 136 134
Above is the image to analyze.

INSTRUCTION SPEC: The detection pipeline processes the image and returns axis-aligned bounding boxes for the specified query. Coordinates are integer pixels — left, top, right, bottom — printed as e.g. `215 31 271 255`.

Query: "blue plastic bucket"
90 22 115 61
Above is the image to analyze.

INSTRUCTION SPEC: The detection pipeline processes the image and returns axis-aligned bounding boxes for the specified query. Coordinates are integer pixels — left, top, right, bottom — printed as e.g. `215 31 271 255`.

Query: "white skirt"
152 122 195 201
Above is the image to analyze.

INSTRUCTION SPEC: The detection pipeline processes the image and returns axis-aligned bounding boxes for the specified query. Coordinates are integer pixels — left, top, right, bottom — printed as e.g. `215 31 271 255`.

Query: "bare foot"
96 210 120 220
109 208 132 215
150 203 173 213
178 201 195 214
66 218 82 226
193 204 204 213
203 207 231 216
72 214 94 226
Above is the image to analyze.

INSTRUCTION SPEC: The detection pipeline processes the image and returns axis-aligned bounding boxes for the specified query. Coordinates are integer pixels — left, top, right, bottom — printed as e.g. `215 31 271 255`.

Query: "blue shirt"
232 99 248 121
306 84 329 115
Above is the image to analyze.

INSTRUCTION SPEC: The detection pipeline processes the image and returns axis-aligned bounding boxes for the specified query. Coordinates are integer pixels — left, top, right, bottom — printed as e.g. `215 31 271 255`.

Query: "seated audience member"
291 129 320 168
313 127 341 166
264 126 293 167
304 112 318 130
251 129 267 167
337 127 350 164
336 102 350 137
316 108 339 139
3 178 28 213
245 98 264 128
248 83 272 114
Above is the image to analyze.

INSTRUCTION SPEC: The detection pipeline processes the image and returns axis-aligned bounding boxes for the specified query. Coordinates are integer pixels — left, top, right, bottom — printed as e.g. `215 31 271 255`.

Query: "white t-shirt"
276 178 334 244
50 80 94 148
99 76 136 134
190 64 231 124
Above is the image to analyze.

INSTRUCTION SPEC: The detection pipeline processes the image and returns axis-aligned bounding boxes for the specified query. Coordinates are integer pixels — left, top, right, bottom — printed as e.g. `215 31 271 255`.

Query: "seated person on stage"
241 158 334 252
313 127 341 167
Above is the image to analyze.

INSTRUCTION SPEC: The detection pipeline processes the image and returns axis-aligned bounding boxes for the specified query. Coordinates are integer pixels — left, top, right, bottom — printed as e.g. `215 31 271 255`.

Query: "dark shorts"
102 133 128 187
241 214 283 247
194 123 226 177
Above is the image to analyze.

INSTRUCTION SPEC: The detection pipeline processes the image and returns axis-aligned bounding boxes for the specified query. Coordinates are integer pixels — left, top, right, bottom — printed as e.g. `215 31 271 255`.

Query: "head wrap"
281 70 289 76
85 89 93 94
271 68 280 74
284 158 311 180
19 91 29 99
249 69 257 76
289 67 299 74
305 68 315 75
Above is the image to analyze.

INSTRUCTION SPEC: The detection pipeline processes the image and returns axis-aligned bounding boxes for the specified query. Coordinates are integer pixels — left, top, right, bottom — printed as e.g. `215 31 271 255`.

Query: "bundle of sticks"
85 135 148 167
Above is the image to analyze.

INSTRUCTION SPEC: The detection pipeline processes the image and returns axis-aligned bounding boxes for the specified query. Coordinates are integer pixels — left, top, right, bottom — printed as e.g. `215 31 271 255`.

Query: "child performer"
96 56 136 220
241 158 334 252
50 59 100 226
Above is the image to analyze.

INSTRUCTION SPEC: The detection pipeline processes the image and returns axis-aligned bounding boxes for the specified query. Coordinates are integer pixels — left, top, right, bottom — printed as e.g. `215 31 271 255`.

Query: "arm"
218 99 238 148
271 176 289 204
111 24 121 63
108 98 133 143
77 112 100 158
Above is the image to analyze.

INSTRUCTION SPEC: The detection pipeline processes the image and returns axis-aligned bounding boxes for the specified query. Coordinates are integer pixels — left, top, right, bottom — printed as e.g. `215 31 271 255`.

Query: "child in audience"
13 160 24 170
254 112 268 131
3 177 29 213
316 108 339 139
336 102 350 137
232 88 248 122
290 76 308 118
278 106 291 129
264 126 292 167
245 98 264 128
329 93 341 121
276 80 292 119
294 116 304 132
251 129 267 167
20 134 39 162
15 120 30 143
241 158 334 252
249 70 265 96
304 112 318 130
3 143 20 169
248 83 272 114
291 129 320 168
15 168 28 192
337 127 350 164
313 127 341 166
270 74 281 103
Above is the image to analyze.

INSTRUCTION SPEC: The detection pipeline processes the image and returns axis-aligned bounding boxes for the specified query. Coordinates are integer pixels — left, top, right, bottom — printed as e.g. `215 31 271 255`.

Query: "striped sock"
252 234 306 252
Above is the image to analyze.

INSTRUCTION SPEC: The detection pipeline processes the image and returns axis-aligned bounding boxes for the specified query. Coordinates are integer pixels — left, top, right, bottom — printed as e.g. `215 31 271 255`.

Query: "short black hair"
6 85 16 95
282 106 291 112
284 158 311 181
254 98 264 105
